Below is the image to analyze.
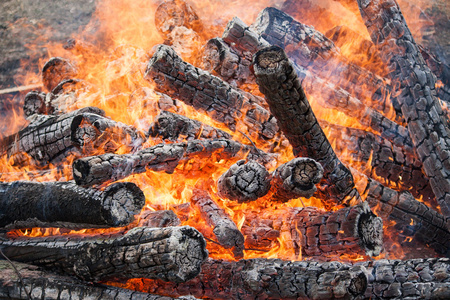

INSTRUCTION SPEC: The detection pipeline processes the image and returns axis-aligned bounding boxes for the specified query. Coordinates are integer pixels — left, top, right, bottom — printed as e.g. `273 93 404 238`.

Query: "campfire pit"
0 0 449 299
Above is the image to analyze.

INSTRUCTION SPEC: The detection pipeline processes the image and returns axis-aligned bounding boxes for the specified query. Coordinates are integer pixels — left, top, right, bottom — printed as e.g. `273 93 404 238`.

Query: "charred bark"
124 258 368 300
270 157 323 202
357 0 450 219
0 261 198 300
356 171 450 256
73 139 262 187
361 258 450 299
242 201 383 259
253 45 361 207
42 57 77 92
137 210 181 228
23 90 47 118
0 226 208 283
0 107 104 165
144 44 280 151
217 160 271 202
0 180 145 228
191 189 244 258
148 110 231 141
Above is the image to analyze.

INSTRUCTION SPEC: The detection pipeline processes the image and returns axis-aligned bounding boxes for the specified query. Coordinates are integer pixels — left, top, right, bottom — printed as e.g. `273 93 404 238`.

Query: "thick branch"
253 45 361 207
191 189 244 258
357 0 450 219
0 180 145 228
0 226 208 283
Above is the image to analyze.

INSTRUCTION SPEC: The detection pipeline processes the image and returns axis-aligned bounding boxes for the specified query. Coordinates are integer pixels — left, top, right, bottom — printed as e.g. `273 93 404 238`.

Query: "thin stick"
0 84 43 96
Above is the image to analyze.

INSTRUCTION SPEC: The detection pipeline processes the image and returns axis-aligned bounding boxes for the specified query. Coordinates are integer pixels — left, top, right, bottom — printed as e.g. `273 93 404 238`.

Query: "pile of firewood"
0 0 449 299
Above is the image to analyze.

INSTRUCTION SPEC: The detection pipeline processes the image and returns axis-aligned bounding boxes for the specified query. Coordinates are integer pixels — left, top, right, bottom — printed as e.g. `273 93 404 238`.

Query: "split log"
148 110 232 141
217 160 271 202
321 121 434 201
42 57 77 92
123 258 368 300
0 107 104 165
0 226 208 283
0 261 198 300
270 157 323 202
73 139 263 187
144 44 280 151
191 189 244 258
357 0 450 219
242 201 383 259
356 170 450 256
253 45 361 207
251 7 395 119
360 258 450 299
0 180 145 228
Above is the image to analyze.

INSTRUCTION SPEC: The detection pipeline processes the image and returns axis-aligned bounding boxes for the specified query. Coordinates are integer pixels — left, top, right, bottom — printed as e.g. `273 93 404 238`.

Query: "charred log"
242 201 383 258
253 45 361 207
148 110 232 141
144 44 279 151
0 226 208 283
45 79 94 114
137 209 181 228
270 157 323 202
73 139 260 187
23 90 47 118
191 189 244 258
0 180 145 228
42 57 77 92
217 160 271 202
0 107 104 165
357 0 450 219
361 258 450 299
124 258 368 300
0 261 198 300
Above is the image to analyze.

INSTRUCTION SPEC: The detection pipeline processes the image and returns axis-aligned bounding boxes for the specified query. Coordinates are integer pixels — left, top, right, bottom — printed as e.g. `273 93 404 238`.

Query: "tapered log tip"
253 45 287 71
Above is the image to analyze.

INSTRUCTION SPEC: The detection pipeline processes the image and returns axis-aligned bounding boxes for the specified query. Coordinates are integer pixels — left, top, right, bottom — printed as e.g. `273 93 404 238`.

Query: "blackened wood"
148 110 231 141
0 226 208 283
144 44 279 150
270 157 323 202
23 90 47 118
253 45 361 207
0 107 104 165
0 180 145 228
191 189 244 258
251 7 394 120
321 121 434 201
217 160 271 202
42 57 77 92
360 258 450 299
0 261 197 300
124 258 368 300
137 210 181 228
71 112 145 154
242 201 383 258
357 0 450 220
358 171 450 256
73 139 254 187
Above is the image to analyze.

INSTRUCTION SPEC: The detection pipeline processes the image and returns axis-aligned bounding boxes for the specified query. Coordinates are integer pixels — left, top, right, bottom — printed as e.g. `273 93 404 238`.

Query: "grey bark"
0 226 208 283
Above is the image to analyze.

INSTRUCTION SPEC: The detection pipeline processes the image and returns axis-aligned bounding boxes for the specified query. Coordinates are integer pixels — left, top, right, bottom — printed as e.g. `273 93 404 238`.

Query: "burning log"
0 226 208 283
148 110 232 141
242 201 383 258
23 90 47 118
73 139 257 187
217 160 271 202
270 157 323 202
0 107 104 165
253 45 361 207
357 0 450 219
144 44 279 150
0 181 145 228
321 121 434 201
361 258 450 299
137 209 181 228
191 189 244 258
0 261 198 300
356 171 450 256
251 7 393 119
42 57 77 92
220 17 411 148
124 258 369 299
